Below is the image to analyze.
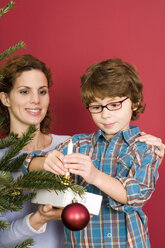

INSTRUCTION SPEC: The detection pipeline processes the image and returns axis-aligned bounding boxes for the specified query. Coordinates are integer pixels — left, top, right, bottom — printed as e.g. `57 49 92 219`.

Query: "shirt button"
107 233 111 238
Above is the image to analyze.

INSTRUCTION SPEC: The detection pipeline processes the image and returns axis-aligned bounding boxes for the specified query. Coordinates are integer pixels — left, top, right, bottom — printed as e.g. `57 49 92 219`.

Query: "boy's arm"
63 146 159 209
22 150 66 175
63 153 128 204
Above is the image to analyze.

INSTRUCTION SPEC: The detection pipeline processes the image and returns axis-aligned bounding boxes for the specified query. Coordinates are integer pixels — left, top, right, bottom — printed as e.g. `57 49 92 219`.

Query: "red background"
0 0 165 246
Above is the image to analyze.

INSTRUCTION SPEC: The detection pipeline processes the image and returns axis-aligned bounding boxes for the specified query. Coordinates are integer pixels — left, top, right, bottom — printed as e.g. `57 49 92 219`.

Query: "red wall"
1 0 164 246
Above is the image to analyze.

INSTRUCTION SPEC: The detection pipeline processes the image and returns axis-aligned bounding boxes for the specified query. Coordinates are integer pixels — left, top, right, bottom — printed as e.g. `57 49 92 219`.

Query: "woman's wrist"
28 211 47 231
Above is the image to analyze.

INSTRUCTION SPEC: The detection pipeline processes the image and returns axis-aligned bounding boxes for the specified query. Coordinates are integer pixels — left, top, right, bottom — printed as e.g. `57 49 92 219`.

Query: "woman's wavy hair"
0 54 52 135
81 58 145 120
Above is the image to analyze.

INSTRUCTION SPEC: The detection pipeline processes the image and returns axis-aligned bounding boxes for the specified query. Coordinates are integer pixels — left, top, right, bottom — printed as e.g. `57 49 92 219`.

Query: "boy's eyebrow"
91 97 125 105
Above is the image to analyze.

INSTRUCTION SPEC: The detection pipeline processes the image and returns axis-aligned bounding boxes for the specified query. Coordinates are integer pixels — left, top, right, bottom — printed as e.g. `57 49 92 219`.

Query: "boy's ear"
0 92 11 107
132 103 138 111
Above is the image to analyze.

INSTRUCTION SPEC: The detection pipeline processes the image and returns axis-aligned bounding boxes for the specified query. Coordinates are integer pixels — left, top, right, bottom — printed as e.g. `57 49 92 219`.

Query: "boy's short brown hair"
81 58 145 120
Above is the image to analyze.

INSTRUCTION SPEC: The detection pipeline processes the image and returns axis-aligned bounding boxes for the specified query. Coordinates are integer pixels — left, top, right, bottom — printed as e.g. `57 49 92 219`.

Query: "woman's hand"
29 205 62 231
135 132 165 165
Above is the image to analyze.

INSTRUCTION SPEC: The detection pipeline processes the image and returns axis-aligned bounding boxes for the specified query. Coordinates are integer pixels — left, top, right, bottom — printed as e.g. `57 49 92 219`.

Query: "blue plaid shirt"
23 126 159 248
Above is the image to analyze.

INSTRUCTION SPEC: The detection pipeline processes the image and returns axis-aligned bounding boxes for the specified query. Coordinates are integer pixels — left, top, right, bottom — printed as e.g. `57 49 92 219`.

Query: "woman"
0 54 70 248
0 54 164 248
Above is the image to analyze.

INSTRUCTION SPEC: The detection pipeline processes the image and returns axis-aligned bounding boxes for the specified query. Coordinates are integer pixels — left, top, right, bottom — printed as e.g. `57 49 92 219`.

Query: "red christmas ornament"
62 200 90 231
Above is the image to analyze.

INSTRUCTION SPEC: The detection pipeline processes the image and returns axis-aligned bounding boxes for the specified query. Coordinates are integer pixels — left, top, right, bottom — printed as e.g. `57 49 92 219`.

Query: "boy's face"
89 96 133 139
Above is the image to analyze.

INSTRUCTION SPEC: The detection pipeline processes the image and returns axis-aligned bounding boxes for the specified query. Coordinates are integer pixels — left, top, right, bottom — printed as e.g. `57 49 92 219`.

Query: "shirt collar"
92 126 140 146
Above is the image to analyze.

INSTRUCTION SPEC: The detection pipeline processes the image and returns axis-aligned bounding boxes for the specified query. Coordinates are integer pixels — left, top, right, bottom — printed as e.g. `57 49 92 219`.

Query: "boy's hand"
63 153 99 184
135 132 165 165
43 150 68 175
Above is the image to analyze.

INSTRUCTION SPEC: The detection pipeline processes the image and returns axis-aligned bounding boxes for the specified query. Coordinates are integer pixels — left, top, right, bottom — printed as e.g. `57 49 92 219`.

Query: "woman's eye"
20 89 29 94
39 89 48 95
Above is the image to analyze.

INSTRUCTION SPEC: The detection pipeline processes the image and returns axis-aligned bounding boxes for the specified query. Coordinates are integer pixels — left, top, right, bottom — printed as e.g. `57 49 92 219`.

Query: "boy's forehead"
91 96 125 104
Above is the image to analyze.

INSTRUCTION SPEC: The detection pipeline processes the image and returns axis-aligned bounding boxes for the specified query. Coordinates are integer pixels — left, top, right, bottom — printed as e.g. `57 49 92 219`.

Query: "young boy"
24 58 159 247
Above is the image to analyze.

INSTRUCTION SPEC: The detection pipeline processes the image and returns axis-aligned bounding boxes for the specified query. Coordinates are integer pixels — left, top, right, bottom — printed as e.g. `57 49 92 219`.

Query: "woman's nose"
30 93 40 104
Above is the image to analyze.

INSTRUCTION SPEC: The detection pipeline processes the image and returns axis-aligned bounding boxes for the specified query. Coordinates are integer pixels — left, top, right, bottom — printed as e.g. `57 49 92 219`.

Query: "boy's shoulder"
72 132 94 145
123 126 156 155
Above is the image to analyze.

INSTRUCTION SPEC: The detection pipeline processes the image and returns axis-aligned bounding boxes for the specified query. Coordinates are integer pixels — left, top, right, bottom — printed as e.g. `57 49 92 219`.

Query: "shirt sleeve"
108 146 159 213
22 150 48 174
22 141 69 174
0 214 46 248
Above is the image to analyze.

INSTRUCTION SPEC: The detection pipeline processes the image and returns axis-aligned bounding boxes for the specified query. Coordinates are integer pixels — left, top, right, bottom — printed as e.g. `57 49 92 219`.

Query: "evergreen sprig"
3 153 28 172
14 170 86 195
0 41 26 61
0 170 86 214
0 133 19 149
14 239 34 248
0 220 10 230
0 1 15 18
0 126 36 170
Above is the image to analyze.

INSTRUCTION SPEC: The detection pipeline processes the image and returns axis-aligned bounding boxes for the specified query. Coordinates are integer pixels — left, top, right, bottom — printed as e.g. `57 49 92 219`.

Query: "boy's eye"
90 105 101 110
109 102 121 108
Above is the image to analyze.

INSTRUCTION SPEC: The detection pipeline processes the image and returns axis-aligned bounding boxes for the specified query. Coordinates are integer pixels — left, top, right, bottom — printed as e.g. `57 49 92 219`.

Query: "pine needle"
14 170 86 196
14 238 34 248
0 126 36 170
0 133 19 149
0 41 26 61
0 220 10 230
0 1 15 18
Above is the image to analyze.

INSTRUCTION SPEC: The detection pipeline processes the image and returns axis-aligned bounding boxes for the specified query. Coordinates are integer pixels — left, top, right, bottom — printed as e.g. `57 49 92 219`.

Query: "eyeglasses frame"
87 97 129 114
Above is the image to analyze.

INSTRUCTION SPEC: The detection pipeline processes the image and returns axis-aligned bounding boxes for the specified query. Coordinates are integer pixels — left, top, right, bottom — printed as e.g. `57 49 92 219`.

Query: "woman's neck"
10 125 52 152
22 131 52 151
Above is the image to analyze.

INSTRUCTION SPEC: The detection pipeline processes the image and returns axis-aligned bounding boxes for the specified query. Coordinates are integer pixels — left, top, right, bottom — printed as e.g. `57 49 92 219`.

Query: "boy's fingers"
64 153 90 163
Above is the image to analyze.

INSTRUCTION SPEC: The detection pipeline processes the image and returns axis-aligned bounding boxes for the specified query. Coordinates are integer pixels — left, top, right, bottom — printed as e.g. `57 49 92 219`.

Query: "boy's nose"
101 107 111 118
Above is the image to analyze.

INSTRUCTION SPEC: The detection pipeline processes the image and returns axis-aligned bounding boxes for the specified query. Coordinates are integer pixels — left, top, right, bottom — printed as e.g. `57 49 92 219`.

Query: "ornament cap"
72 197 78 203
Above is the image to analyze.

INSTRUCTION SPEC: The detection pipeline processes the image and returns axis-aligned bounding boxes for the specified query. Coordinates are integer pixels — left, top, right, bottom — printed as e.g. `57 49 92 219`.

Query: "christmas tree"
0 2 85 247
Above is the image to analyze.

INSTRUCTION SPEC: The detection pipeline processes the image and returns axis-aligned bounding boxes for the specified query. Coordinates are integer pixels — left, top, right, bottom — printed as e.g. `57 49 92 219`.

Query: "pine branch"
14 239 34 248
14 170 86 195
0 170 85 214
0 192 36 212
2 153 28 172
0 220 10 230
0 1 15 18
0 133 19 149
0 126 36 170
0 41 26 61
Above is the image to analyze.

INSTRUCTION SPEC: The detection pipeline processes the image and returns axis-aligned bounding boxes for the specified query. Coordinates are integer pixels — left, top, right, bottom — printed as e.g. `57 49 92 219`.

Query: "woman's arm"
136 132 165 165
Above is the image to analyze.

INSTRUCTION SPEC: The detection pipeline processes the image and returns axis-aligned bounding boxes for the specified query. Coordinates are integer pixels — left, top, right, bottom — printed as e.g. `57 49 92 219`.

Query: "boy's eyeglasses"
87 97 129 114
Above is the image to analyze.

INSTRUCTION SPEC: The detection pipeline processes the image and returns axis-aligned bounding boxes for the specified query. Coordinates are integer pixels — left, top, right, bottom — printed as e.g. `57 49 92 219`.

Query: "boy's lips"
103 122 116 128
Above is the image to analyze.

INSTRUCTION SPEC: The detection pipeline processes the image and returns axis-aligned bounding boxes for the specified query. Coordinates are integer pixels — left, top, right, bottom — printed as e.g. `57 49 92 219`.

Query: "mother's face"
1 69 50 131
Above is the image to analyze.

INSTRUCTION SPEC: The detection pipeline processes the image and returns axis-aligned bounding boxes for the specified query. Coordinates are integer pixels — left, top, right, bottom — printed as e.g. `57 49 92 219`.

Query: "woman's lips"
25 108 41 115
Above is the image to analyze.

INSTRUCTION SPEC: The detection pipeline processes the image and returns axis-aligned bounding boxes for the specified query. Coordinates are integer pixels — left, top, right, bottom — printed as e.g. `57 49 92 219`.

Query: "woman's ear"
0 92 10 107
